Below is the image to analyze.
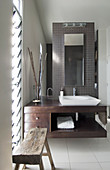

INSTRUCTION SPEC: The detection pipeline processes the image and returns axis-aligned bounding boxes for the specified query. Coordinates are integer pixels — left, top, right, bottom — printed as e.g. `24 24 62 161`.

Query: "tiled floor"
20 120 110 170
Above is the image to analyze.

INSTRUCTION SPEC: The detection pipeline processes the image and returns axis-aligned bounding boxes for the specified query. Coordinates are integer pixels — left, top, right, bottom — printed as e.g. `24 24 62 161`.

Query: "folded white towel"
57 116 75 129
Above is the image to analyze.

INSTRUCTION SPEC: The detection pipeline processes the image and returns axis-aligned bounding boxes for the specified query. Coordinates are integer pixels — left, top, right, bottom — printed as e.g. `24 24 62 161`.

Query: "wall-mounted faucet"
73 88 76 96
47 87 53 97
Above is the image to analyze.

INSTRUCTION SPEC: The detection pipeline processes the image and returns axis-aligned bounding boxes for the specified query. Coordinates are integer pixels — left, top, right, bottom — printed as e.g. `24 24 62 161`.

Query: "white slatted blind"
12 0 22 151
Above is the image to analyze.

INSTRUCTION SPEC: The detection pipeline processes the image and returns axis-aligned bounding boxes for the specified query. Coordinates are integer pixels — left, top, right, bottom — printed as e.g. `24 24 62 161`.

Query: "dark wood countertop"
24 96 107 113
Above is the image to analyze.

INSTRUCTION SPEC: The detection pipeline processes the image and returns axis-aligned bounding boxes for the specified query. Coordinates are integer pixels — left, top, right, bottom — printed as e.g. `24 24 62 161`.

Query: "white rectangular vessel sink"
59 95 101 106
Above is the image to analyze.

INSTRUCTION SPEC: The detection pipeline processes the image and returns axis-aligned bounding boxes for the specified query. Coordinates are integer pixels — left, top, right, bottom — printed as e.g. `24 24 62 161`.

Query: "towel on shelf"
57 116 75 129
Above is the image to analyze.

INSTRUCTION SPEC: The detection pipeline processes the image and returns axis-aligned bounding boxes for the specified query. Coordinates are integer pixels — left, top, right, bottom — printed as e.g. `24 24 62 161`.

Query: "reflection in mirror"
64 34 84 86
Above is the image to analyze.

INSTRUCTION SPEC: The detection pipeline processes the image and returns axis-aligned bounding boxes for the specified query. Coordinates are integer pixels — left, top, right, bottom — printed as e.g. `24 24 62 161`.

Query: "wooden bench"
12 128 55 170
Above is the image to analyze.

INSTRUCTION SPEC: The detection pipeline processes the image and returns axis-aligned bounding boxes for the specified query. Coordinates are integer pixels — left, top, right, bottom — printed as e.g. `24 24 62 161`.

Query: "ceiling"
35 0 110 43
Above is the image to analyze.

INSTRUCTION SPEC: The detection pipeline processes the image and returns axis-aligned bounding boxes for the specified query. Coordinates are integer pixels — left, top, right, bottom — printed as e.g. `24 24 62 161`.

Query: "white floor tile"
48 138 67 152
100 162 110 170
48 138 69 163
68 153 97 163
55 162 71 170
70 162 102 170
51 152 69 163
89 138 110 151
94 152 110 162
88 138 110 162
66 138 91 153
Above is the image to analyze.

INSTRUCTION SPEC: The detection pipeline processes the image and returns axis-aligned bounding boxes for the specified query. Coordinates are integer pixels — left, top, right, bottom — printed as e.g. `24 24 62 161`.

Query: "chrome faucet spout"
47 87 53 97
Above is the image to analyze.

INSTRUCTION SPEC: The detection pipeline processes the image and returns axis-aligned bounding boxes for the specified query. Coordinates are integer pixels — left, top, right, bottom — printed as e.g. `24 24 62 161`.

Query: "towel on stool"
57 116 75 129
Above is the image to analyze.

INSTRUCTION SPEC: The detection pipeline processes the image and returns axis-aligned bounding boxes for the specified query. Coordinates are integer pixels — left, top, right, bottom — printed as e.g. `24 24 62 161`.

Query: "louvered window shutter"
12 0 22 151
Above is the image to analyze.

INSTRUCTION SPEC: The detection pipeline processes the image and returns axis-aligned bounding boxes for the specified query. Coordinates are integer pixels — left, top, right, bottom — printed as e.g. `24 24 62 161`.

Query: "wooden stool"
12 128 55 170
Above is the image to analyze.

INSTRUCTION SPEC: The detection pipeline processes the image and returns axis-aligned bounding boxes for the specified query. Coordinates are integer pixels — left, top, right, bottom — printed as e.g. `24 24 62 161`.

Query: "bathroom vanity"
31 22 103 139
23 97 107 138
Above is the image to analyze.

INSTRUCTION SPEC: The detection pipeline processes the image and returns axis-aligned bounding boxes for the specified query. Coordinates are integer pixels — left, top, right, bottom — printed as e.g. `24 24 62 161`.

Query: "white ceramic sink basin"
59 95 101 106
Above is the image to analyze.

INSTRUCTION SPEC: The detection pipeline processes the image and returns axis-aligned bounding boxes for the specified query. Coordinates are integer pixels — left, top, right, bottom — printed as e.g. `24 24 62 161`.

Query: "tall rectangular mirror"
64 34 84 86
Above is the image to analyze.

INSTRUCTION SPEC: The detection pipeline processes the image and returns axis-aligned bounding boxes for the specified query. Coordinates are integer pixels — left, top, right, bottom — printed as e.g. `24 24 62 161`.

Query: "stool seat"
12 128 55 170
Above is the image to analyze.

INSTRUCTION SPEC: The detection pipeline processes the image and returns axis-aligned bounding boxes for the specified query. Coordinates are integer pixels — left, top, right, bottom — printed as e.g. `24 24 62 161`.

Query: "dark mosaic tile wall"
52 23 95 98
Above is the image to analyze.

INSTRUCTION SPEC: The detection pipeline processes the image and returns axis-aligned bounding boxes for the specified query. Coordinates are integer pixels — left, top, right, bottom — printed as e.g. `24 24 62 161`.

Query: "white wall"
0 0 46 169
98 29 107 105
23 0 46 105
106 26 110 106
98 27 110 111
0 0 12 169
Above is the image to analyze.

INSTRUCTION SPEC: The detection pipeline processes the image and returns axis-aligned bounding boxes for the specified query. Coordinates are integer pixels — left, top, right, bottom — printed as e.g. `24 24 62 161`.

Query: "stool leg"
14 164 19 170
22 164 26 169
45 139 55 170
39 158 44 170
